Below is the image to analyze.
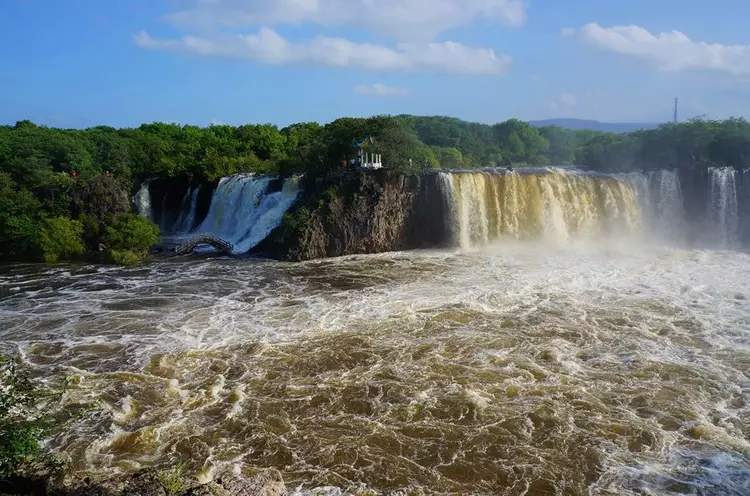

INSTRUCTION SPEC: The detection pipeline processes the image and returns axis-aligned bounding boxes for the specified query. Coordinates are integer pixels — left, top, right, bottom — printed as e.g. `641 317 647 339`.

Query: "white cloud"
354 83 408 97
135 28 511 75
166 0 527 40
570 22 750 76
549 92 577 114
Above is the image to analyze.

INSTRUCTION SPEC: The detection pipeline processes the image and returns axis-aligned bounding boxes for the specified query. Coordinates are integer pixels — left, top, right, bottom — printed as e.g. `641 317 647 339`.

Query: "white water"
708 167 741 249
172 185 201 234
133 181 152 221
2 246 748 494
192 174 301 254
619 169 685 242
439 168 641 249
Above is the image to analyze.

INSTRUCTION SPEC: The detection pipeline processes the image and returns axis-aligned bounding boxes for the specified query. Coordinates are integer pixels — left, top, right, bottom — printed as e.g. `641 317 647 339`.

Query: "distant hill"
529 118 660 134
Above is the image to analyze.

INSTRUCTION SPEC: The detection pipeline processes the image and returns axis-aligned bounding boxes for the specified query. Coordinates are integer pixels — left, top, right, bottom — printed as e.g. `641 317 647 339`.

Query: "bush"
37 217 84 263
281 207 311 237
103 214 160 264
107 249 143 266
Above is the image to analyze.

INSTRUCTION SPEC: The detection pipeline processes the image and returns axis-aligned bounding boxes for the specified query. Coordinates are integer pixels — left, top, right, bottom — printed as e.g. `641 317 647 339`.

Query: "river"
1 243 749 495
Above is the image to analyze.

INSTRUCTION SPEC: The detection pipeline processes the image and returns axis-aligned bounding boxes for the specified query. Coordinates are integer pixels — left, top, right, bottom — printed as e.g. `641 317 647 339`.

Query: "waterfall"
192 174 301 254
134 181 152 221
707 167 740 248
172 185 202 233
618 169 685 241
742 169 750 245
439 168 641 248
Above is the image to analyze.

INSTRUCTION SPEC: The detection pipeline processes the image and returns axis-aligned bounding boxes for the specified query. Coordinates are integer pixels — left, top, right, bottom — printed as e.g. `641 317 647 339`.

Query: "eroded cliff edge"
256 170 452 261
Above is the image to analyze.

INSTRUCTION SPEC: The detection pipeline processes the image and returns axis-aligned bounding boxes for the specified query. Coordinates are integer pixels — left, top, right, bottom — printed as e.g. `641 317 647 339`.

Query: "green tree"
539 126 577 164
0 173 42 260
432 147 465 169
103 214 160 264
492 119 549 165
37 217 84 263
374 125 438 173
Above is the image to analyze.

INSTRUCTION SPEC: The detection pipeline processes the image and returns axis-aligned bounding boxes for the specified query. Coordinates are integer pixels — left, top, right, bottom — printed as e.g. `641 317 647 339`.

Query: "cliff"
257 169 451 261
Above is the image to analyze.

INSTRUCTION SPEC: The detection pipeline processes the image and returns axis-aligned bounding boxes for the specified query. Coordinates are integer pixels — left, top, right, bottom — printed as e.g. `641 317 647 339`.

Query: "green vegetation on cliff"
2 115 750 262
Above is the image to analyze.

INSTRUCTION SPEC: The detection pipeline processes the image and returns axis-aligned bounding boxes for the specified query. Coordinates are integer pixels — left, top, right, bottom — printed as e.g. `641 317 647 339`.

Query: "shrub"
281 207 311 238
107 249 142 266
37 217 84 263
103 214 160 264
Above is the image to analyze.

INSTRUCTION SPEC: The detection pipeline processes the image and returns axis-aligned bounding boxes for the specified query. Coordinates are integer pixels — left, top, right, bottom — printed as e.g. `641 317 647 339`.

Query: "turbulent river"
1 244 749 495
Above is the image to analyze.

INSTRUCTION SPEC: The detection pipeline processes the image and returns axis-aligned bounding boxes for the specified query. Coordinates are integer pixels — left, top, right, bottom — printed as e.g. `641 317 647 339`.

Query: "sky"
3 0 750 128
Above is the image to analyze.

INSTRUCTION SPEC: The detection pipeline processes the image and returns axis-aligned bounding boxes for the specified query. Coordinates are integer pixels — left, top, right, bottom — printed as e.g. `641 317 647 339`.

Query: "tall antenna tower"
673 97 679 123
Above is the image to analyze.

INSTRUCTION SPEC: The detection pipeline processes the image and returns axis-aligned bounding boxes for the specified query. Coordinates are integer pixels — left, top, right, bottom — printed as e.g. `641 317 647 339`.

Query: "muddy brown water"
1 244 748 495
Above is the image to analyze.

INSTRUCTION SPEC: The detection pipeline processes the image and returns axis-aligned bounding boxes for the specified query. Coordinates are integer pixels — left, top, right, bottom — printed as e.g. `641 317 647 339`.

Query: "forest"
2 115 750 263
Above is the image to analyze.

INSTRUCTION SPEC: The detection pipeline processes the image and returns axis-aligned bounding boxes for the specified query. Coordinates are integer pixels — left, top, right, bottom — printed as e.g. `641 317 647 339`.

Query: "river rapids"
1 243 749 495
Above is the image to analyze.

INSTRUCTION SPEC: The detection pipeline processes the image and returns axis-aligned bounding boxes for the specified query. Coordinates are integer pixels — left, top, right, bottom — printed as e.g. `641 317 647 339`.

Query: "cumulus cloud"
568 22 750 76
135 28 511 75
166 0 527 40
353 83 408 97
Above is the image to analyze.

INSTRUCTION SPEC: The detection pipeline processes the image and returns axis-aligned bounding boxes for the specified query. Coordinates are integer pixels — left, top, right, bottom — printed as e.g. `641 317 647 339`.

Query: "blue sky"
3 0 750 128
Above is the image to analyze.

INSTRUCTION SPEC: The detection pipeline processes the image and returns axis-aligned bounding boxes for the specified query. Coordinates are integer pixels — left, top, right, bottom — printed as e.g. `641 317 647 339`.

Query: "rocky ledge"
257 169 451 261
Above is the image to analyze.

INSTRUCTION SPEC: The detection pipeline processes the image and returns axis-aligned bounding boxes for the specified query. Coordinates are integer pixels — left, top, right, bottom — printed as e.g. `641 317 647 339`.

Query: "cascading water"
707 167 740 248
191 174 301 254
439 168 641 248
742 169 750 244
172 185 202 233
133 181 153 221
618 169 685 241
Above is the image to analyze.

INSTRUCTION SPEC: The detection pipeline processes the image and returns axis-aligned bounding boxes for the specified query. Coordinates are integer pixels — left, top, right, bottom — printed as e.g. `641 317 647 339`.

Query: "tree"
37 217 84 263
103 214 160 264
0 173 42 260
539 126 577 165
432 147 465 169
492 119 549 165
374 125 438 173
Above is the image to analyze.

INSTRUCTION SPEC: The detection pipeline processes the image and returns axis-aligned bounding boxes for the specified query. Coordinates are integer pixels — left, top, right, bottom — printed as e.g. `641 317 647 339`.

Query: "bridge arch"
175 234 234 255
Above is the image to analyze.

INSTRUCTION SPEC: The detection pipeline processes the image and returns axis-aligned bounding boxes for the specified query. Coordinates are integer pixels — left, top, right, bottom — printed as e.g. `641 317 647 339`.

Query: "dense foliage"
2 115 750 262
0 356 57 479
103 214 161 265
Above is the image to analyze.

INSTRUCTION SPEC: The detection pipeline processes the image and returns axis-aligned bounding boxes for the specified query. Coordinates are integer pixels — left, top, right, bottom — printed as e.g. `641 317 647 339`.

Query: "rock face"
258 169 451 261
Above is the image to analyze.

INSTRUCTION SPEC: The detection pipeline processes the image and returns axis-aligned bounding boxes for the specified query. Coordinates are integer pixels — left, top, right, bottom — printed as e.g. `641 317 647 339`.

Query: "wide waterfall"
191 174 301 254
438 168 641 248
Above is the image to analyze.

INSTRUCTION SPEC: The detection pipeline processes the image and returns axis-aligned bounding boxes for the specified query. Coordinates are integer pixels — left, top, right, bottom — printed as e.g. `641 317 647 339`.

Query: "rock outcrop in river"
257 169 451 261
